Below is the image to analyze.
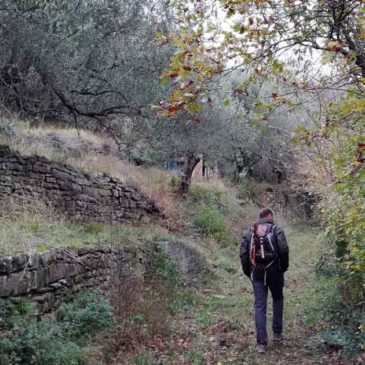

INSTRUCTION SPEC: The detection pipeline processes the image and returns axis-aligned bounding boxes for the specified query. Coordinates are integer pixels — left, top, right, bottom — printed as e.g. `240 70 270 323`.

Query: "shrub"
109 251 184 346
168 175 181 188
196 204 232 243
0 291 114 365
146 250 182 290
309 275 365 357
187 183 228 210
57 290 115 342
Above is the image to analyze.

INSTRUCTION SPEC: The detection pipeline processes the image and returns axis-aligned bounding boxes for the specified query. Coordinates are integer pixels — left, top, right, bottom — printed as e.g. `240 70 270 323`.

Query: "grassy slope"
0 121 351 364
135 224 348 365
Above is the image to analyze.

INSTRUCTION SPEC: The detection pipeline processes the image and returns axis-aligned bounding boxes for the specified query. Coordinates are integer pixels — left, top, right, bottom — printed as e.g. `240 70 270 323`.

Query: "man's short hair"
259 207 274 219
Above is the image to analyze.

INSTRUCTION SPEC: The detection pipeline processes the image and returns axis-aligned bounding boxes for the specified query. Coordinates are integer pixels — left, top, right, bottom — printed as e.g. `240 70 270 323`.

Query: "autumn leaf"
168 71 179 78
234 87 247 95
327 41 342 52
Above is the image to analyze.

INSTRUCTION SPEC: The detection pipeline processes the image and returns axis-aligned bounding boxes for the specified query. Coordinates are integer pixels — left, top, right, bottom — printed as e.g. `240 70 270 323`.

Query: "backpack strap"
249 226 256 265
269 224 278 252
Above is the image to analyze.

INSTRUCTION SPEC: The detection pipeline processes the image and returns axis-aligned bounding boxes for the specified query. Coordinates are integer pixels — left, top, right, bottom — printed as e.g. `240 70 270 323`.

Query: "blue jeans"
252 273 284 345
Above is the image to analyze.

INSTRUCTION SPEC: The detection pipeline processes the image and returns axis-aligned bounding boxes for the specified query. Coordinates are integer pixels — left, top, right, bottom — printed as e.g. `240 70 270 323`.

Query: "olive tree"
0 0 172 126
148 70 300 194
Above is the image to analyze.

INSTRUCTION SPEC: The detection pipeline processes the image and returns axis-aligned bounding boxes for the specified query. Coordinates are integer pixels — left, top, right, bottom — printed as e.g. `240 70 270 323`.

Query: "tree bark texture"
178 154 201 195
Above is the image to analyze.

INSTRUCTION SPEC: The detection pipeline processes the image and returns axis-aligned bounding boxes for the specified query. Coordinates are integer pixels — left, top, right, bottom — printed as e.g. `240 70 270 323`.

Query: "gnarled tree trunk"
178 153 200 195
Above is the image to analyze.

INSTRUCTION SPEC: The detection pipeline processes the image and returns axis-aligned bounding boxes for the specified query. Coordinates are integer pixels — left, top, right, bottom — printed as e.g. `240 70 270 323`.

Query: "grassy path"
150 225 349 365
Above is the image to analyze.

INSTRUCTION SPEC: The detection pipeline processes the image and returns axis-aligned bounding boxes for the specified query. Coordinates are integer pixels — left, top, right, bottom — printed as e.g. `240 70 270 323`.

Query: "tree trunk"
178 154 200 195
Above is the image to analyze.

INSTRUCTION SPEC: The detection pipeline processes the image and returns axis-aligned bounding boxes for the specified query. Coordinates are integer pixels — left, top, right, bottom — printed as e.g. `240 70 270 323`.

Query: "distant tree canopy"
146 70 299 193
0 0 172 123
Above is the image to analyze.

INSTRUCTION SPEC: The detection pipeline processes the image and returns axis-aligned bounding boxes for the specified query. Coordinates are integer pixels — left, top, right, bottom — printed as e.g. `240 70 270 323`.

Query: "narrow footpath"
151 226 348 365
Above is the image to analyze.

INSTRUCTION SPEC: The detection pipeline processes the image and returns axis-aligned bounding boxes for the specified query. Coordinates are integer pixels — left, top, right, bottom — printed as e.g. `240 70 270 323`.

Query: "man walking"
240 208 289 353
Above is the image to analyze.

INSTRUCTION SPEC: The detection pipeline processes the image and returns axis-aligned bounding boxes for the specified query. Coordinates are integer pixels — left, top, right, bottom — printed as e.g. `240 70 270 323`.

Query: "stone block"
129 200 137 209
99 189 112 197
45 176 57 184
71 183 82 193
130 193 141 201
33 164 51 173
0 257 12 274
52 169 72 181
11 254 30 272
0 271 33 297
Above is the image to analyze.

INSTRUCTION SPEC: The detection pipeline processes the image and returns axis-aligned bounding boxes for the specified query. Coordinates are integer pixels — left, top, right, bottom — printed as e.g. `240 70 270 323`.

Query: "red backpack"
249 222 277 267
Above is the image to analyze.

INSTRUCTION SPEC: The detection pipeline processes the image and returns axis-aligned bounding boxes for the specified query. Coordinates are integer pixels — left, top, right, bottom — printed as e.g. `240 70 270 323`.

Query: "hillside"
0 0 364 363
0 120 361 365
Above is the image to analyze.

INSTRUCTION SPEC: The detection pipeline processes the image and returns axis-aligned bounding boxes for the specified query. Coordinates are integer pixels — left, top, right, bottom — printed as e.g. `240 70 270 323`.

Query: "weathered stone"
0 146 161 226
33 292 53 304
33 164 51 174
49 282 62 290
155 239 211 281
0 271 33 297
130 193 141 201
0 257 12 274
34 287 53 294
0 145 11 157
11 254 29 272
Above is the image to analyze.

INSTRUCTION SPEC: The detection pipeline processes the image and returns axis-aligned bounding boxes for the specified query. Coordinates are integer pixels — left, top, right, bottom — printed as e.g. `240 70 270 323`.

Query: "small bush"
146 251 182 290
109 252 182 343
306 275 365 358
237 179 271 205
0 291 114 365
196 204 232 243
168 175 181 187
57 290 115 342
187 183 228 210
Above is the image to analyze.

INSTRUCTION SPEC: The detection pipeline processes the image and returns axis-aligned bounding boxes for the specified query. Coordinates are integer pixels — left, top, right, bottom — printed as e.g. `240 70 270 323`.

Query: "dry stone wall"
0 245 140 313
0 145 160 223
0 240 210 314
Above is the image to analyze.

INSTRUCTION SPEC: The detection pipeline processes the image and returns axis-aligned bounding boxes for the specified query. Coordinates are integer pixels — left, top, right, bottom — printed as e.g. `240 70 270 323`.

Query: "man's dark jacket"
239 218 289 279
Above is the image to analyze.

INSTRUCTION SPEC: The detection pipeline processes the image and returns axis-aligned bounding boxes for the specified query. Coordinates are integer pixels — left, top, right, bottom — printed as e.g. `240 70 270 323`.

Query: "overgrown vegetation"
0 0 364 361
0 291 114 365
96 249 198 364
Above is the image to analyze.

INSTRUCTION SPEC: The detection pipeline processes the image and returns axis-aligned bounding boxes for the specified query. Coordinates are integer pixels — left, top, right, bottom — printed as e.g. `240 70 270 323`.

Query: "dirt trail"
110 226 352 365
153 226 350 365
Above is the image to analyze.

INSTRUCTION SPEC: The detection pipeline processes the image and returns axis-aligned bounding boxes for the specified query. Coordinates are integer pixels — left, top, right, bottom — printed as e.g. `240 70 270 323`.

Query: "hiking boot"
273 333 283 342
256 344 267 353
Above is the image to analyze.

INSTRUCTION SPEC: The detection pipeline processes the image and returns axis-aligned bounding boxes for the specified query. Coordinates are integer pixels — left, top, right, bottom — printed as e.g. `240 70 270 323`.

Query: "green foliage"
0 218 142 257
306 275 365 356
321 95 365 293
303 91 365 357
82 222 105 235
0 0 172 122
146 251 182 290
57 290 115 342
0 299 35 330
0 291 114 365
187 183 228 210
169 291 198 314
215 254 237 273
186 350 205 365
168 175 181 188
135 351 155 365
195 307 214 328
196 203 231 243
